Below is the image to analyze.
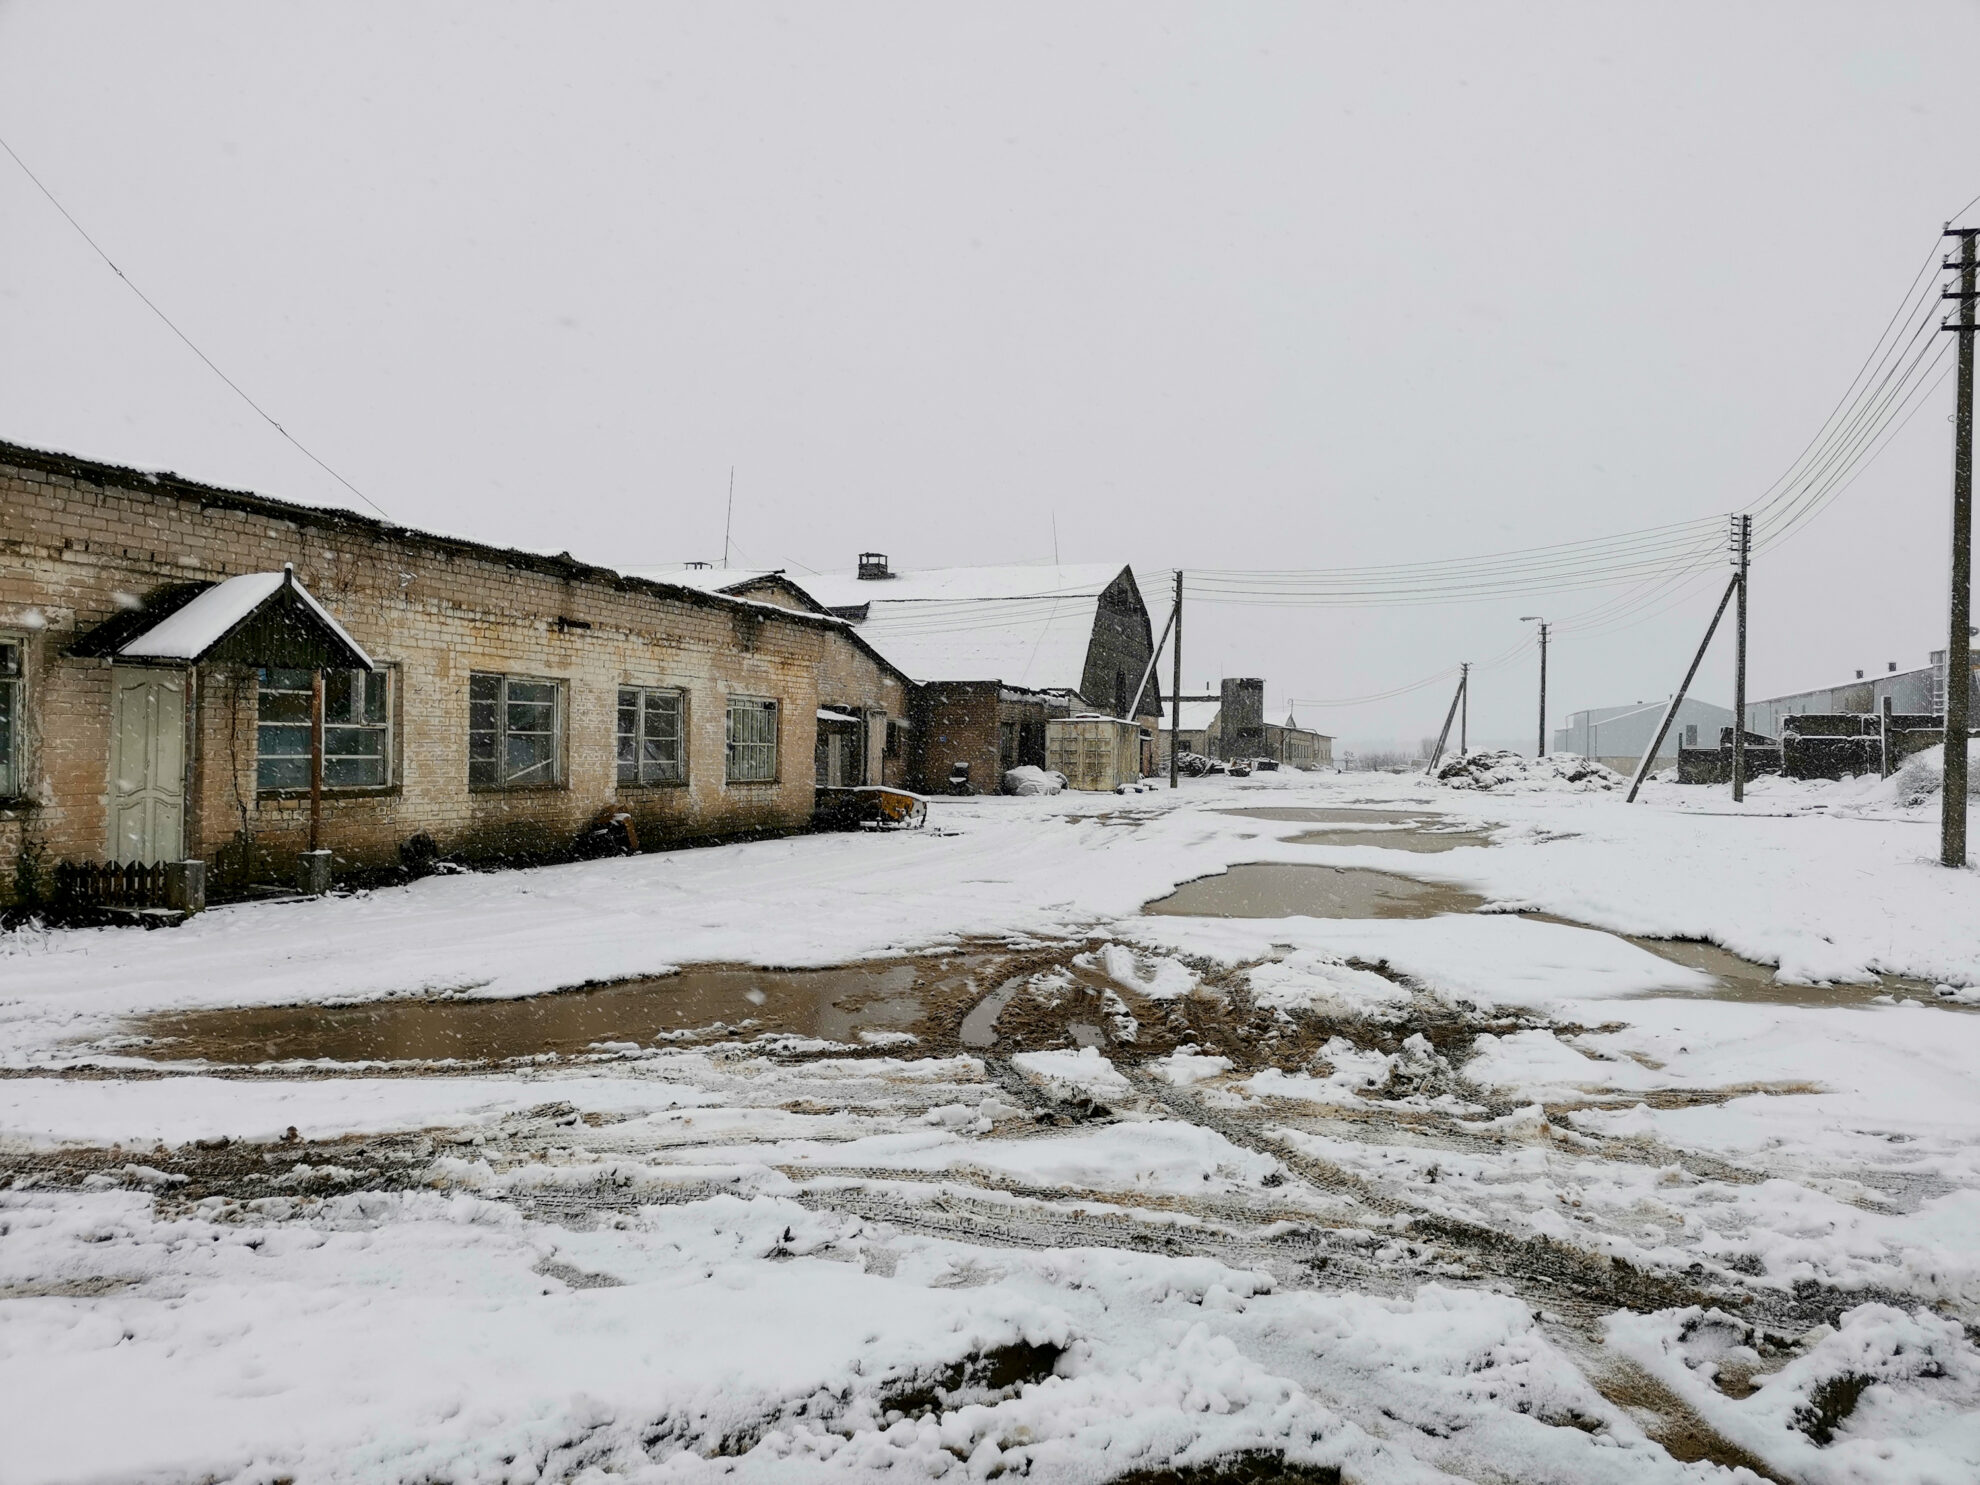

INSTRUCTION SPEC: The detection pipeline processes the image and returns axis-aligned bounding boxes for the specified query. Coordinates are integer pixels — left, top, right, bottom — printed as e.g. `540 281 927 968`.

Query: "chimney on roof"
857 553 892 580
1889 661 1897 672
1856 669 1864 679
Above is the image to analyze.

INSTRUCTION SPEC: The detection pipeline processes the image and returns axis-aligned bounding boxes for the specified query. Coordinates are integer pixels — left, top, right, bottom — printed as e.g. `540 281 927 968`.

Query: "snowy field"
5 763 1980 1483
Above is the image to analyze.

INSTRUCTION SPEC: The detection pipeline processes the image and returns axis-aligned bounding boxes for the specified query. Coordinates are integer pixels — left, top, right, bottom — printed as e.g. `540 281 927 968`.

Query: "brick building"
697 557 1162 792
0 441 910 904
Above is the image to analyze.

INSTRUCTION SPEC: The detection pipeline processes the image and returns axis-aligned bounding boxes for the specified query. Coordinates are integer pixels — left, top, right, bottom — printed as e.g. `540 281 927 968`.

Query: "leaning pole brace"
1627 572 1743 803
1424 671 1466 775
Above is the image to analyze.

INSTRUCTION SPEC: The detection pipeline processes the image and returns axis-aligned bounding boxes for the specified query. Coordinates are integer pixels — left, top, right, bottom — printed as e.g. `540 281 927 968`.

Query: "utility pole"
1170 570 1184 789
723 466 735 569
1459 661 1469 755
1628 573 1742 803
1943 227 1978 866
1424 669 1466 775
1521 617 1549 756
1731 513 1752 803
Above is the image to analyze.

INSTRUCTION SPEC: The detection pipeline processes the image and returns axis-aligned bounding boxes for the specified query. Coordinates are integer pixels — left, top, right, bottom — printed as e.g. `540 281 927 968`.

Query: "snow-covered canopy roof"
789 562 1129 691
113 570 374 669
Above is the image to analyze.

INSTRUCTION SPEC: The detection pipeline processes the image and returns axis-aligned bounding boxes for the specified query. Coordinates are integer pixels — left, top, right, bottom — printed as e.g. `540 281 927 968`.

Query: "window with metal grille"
617 687 685 786
725 696 778 783
469 673 563 788
257 667 393 792
0 639 20 798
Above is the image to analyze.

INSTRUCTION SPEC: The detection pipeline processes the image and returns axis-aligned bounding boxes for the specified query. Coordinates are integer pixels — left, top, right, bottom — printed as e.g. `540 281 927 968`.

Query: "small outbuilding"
1046 714 1143 792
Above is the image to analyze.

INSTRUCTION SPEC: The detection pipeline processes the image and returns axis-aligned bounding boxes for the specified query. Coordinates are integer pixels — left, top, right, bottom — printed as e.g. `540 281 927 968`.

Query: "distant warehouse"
1554 697 1733 777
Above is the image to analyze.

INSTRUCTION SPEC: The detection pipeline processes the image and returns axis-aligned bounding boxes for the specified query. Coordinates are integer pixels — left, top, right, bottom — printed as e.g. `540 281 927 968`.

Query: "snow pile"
1009 1046 1132 1101
1094 942 1197 1000
1890 738 1980 807
1002 766 1066 796
1435 750 1625 793
1607 1302 1980 1477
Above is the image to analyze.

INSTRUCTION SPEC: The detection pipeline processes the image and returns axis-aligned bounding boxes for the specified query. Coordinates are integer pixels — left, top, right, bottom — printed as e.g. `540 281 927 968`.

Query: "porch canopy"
74 567 373 671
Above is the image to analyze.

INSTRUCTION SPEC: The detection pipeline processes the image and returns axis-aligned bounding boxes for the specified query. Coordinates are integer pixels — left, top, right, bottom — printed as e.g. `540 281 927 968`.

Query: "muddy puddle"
1218 806 1494 853
1609 933 1958 1009
1145 864 1487 919
1147 863 1965 1011
129 959 982 1066
1217 807 1440 825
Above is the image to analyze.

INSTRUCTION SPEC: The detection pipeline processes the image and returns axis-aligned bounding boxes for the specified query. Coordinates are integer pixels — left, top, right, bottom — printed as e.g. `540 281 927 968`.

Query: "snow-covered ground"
5 765 1980 1482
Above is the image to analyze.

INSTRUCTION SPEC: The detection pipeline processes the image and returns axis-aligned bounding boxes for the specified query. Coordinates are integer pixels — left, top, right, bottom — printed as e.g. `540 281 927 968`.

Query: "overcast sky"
3 2 1975 749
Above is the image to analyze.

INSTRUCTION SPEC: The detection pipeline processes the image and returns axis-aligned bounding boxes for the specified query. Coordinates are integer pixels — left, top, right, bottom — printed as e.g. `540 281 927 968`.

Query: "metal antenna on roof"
723 467 735 569
1051 512 1059 566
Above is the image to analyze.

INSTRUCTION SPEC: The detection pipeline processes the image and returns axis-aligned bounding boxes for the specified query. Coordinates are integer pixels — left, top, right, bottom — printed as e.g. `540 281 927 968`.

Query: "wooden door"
109 668 186 864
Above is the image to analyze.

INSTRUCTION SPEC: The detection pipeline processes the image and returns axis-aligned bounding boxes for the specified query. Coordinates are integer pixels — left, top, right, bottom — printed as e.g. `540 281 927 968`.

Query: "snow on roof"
116 570 375 667
790 563 1130 690
1162 700 1222 733
627 566 783 595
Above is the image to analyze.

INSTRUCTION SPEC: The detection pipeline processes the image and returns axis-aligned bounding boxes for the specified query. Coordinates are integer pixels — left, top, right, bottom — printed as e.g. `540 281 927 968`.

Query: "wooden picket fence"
53 860 172 910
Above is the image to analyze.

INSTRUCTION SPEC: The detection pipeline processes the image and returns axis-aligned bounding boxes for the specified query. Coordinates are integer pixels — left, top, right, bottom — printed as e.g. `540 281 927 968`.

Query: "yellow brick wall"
0 454 895 898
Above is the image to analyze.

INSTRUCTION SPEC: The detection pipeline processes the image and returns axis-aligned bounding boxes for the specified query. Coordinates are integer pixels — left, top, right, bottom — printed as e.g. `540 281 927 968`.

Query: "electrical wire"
0 132 394 522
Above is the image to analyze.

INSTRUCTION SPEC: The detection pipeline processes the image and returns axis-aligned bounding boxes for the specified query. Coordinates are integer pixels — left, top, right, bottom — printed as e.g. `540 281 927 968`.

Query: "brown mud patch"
120 954 1006 1067
1217 807 1442 825
1284 827 1494 852
1145 864 1486 919
1585 1358 1787 1481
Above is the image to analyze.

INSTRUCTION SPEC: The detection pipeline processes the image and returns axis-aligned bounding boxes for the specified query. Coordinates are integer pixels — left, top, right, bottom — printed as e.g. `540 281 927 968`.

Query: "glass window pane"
0 680 15 794
262 667 313 692
323 669 358 723
469 757 498 788
258 724 313 758
258 690 313 724
506 700 554 735
0 642 19 679
507 731 554 782
469 729 497 762
257 755 309 792
469 673 501 703
324 725 383 759
508 680 555 708
363 671 388 724
325 754 386 788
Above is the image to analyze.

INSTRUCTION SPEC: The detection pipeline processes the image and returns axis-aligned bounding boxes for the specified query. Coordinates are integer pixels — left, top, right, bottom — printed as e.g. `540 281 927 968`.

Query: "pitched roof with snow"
115 570 375 668
786 563 1131 691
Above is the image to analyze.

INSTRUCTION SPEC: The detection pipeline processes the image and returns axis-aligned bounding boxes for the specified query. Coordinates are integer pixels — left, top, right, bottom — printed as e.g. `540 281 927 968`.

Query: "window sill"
468 782 570 795
616 779 689 791
723 778 783 789
258 786 402 802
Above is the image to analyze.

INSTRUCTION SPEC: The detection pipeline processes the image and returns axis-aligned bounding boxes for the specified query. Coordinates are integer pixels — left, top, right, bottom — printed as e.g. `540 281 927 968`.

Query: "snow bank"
1435 750 1625 793
1002 765 1067 796
1890 738 1980 807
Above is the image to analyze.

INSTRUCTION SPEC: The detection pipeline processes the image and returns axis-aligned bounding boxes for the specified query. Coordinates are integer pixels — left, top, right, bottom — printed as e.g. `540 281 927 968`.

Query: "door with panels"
108 667 186 863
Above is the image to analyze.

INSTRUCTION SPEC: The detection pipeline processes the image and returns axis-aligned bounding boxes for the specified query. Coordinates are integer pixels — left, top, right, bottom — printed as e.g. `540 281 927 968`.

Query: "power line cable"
0 131 394 522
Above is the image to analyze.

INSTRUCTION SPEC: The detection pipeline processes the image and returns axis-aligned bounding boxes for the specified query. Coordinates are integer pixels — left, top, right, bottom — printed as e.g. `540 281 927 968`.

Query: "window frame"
0 634 24 801
469 671 568 792
617 684 688 788
255 664 399 797
724 695 780 786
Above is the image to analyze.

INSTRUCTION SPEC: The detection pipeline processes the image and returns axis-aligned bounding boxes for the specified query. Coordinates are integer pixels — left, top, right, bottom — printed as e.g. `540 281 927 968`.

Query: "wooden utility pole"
1459 661 1469 755
1627 572 1741 803
1170 570 1184 788
1943 227 1977 866
1424 669 1466 775
308 668 325 852
1521 617 1549 756
1731 513 1752 802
